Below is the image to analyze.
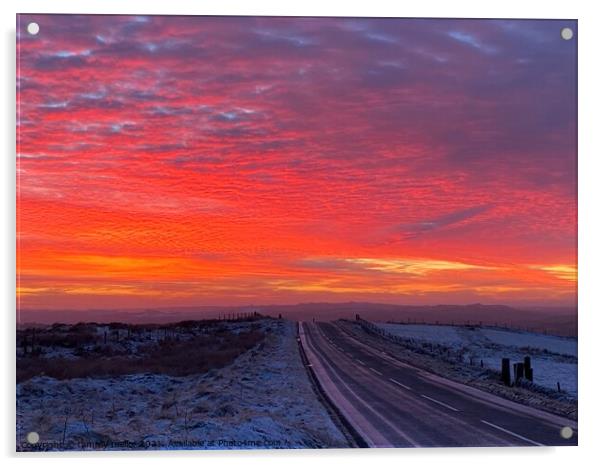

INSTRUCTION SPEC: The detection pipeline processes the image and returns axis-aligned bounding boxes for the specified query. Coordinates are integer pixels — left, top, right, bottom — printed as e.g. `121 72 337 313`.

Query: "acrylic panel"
16 15 577 451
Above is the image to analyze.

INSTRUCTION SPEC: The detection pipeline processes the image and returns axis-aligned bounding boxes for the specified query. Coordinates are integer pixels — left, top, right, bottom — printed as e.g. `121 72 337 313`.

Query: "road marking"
303 324 419 447
420 394 460 412
369 367 382 376
389 378 412 390
355 359 366 366
480 420 544 446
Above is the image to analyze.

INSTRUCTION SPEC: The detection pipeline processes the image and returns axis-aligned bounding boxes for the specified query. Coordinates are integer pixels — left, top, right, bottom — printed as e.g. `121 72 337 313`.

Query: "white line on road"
355 359 366 366
369 367 382 376
480 420 544 446
303 324 419 447
389 378 412 390
420 394 460 412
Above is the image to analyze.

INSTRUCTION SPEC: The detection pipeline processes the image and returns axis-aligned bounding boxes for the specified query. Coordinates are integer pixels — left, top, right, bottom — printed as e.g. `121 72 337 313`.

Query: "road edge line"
480 420 544 446
296 322 370 448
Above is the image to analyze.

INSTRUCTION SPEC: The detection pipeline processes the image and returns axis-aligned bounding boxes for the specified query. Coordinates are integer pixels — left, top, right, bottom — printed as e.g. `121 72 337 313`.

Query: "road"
299 321 577 448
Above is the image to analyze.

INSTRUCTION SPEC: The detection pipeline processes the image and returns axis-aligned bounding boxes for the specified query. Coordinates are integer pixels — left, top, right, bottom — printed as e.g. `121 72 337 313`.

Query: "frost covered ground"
377 323 577 397
16 319 347 451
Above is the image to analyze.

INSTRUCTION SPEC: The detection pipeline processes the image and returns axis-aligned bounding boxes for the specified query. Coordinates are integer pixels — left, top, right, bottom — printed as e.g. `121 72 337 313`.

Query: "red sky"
16 16 577 310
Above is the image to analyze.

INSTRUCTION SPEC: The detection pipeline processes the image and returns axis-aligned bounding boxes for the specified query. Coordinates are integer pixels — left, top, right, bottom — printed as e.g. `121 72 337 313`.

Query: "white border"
2 1 601 465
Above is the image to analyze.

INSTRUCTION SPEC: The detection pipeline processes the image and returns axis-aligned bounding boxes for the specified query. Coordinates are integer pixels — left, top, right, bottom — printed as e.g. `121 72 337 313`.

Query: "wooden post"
524 356 533 382
501 358 511 386
513 362 524 384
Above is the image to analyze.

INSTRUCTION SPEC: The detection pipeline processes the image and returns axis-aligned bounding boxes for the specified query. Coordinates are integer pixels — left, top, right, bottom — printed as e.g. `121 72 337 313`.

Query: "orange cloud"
16 15 577 310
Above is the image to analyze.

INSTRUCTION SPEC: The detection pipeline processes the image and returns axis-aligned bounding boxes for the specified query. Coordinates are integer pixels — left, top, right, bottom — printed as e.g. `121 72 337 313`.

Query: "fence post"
524 356 533 382
513 362 524 384
501 358 511 386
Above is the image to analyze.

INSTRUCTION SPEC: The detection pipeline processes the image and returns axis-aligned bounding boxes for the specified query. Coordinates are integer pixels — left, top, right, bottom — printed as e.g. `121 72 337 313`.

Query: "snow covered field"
377 323 577 397
17 319 347 450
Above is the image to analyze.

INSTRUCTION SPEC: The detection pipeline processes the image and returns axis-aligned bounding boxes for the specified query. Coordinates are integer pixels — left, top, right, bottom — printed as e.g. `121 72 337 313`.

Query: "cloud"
16 15 577 308
529 264 577 281
345 257 494 276
398 204 495 237
448 31 498 54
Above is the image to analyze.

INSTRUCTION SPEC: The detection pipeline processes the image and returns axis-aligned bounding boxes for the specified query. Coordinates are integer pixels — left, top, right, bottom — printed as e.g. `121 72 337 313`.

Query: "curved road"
300 321 577 448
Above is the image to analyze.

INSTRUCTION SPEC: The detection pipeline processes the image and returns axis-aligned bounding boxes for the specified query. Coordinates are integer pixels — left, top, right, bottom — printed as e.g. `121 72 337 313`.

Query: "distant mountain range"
18 302 577 336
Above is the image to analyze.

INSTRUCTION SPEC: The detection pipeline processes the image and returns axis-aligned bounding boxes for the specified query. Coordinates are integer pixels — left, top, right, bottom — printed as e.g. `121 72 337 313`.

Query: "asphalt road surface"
300 321 577 448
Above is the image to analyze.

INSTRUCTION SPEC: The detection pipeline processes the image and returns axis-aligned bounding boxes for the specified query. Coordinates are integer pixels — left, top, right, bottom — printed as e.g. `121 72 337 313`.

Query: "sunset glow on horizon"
17 16 577 310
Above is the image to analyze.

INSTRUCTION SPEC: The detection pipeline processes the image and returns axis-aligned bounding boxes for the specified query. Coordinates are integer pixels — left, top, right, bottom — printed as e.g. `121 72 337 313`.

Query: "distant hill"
17 302 577 337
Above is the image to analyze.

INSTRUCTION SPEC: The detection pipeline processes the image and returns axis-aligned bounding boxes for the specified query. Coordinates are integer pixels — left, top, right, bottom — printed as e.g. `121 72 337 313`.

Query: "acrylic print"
16 15 577 450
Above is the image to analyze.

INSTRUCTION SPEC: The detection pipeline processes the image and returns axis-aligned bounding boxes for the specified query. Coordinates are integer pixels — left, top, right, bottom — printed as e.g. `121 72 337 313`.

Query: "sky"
16 15 577 310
